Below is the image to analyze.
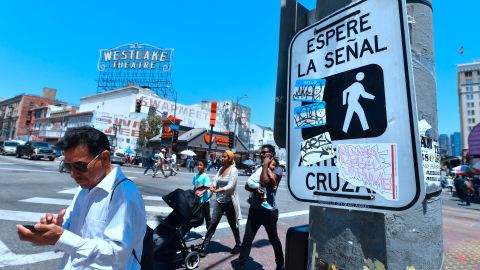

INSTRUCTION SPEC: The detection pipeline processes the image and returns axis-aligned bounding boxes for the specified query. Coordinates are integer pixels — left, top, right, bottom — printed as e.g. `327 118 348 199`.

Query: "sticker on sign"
287 0 425 213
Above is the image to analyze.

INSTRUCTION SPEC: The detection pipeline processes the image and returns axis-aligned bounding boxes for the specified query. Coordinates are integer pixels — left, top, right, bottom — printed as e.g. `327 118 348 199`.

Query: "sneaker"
230 244 241 254
144 173 148 176
261 201 273 210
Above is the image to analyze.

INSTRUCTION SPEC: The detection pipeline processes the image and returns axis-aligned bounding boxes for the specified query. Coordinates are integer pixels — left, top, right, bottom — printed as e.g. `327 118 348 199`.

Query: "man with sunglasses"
16 126 147 270
232 144 285 270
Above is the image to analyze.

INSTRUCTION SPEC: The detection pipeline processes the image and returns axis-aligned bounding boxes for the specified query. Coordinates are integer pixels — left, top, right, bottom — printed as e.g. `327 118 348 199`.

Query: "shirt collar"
93 165 124 193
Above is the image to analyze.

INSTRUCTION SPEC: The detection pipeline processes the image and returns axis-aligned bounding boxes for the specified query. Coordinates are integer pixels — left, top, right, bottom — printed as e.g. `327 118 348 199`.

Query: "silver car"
110 152 125 166
0 141 19 155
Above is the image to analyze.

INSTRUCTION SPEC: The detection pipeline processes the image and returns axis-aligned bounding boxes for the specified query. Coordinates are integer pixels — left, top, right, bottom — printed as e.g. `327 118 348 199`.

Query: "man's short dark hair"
56 126 110 157
261 144 275 155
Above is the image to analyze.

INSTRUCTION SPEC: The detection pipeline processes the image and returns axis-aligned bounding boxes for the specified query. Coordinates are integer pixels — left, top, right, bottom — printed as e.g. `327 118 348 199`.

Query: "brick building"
31 104 78 143
0 88 62 140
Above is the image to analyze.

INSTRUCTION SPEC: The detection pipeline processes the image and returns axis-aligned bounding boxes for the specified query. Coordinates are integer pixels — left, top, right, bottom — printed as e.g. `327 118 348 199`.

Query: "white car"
0 141 19 155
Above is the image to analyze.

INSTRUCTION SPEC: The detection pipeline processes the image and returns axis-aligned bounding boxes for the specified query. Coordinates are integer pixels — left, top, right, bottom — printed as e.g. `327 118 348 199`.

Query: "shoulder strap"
109 178 141 266
110 178 131 202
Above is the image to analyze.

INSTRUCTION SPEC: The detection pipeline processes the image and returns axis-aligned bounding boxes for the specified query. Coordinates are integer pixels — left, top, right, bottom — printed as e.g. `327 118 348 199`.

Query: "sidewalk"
443 194 480 270
176 196 480 270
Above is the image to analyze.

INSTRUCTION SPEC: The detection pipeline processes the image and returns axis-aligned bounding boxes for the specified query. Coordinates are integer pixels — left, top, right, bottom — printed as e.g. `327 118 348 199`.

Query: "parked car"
0 140 19 155
16 141 56 161
49 145 62 157
110 152 125 166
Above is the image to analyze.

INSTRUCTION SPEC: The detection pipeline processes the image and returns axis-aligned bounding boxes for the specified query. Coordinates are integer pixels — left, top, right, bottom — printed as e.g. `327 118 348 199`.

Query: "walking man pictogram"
342 72 375 133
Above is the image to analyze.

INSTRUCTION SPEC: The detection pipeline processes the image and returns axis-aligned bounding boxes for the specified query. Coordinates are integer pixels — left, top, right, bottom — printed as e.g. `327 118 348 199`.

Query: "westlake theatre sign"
97 43 174 96
98 44 172 70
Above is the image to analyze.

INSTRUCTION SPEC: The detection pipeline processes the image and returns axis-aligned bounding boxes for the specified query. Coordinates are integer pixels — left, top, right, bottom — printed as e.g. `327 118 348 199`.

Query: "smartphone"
22 224 39 232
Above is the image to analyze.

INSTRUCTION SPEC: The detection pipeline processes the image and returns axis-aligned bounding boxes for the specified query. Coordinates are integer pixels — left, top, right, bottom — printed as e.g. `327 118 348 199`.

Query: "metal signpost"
287 0 425 213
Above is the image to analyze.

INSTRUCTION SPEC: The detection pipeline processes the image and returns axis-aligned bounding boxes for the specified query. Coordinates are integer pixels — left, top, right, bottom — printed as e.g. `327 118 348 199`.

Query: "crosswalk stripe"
190 209 309 233
0 168 56 173
145 206 172 213
20 197 71 206
0 240 64 267
57 188 78 194
58 190 164 202
19 197 172 214
0 209 43 222
143 196 163 201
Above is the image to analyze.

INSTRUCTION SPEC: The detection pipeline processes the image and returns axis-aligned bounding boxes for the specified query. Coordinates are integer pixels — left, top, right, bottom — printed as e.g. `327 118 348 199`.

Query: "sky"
0 0 478 135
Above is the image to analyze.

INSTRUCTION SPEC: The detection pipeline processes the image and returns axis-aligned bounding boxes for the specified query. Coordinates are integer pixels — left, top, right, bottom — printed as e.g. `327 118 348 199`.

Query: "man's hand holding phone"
16 209 66 245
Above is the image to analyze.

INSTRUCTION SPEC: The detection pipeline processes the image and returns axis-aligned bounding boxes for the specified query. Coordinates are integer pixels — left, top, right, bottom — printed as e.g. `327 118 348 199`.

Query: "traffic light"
135 100 142 113
148 106 156 117
228 131 234 148
210 101 217 127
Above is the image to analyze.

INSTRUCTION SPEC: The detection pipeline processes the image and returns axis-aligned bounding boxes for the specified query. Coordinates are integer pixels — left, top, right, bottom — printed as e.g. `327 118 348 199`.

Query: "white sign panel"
287 0 425 212
420 136 440 182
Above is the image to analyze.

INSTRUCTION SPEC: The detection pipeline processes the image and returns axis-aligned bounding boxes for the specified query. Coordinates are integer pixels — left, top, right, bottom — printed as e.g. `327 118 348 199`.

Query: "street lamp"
233 94 248 149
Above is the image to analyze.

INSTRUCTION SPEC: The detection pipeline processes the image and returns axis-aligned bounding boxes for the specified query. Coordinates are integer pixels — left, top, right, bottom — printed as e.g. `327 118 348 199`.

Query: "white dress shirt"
54 166 147 270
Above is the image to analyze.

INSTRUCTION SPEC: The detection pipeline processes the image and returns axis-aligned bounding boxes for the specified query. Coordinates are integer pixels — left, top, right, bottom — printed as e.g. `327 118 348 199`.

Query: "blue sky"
0 0 477 135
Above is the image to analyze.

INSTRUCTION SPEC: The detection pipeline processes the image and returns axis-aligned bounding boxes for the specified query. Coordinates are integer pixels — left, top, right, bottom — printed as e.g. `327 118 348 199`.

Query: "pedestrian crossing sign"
286 0 425 213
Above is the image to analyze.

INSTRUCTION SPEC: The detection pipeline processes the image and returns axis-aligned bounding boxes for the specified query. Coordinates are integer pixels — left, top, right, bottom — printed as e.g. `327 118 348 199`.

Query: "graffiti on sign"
336 143 398 201
293 102 326 129
293 79 326 102
300 132 335 166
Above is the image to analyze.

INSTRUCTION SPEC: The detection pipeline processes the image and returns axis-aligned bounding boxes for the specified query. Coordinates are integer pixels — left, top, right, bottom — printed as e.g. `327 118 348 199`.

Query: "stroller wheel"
184 251 200 269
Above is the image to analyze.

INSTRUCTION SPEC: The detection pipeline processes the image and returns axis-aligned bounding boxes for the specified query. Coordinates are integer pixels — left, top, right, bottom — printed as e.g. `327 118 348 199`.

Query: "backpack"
112 178 154 270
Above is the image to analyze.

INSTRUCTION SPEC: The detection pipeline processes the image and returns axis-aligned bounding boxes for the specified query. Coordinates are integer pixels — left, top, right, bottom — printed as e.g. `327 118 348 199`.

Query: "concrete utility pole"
275 0 442 269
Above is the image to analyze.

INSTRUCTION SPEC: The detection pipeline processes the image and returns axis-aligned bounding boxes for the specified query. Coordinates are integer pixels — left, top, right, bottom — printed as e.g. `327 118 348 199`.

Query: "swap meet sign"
287 0 425 213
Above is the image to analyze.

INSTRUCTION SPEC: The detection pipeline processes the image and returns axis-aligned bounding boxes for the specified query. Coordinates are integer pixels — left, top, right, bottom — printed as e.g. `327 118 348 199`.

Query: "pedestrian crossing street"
1 173 297 236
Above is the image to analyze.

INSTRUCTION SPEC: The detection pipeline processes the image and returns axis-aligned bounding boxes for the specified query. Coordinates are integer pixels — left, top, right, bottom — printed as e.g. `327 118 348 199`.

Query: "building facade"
439 134 451 156
250 124 275 151
31 104 78 143
0 88 60 140
451 131 462 157
78 85 252 151
458 60 480 150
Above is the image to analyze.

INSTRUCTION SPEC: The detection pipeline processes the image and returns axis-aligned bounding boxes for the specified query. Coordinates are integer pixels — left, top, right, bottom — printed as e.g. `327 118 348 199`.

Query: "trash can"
285 225 309 270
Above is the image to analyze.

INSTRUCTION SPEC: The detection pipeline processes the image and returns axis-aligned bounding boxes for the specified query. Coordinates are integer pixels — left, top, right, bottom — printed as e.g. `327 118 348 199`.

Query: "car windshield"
32 142 49 147
114 153 125 157
5 142 18 146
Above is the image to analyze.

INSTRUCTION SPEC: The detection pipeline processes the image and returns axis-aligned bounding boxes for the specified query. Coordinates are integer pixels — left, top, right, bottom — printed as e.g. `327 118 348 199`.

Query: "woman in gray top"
200 150 242 257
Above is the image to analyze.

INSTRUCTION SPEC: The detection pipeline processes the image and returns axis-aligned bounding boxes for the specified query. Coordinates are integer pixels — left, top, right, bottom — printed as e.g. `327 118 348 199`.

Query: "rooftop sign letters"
287 0 425 213
96 43 174 96
98 43 173 71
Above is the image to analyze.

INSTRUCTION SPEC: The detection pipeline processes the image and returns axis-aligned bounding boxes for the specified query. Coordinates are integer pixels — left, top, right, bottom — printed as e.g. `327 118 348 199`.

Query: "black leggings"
202 200 240 249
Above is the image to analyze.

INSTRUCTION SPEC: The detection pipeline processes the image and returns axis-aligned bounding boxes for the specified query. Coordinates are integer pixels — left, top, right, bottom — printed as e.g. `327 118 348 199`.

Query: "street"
0 155 308 269
0 155 479 269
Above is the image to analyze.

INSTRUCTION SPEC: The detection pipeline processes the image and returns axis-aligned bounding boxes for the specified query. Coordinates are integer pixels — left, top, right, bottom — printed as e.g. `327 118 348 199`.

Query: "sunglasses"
63 153 101 173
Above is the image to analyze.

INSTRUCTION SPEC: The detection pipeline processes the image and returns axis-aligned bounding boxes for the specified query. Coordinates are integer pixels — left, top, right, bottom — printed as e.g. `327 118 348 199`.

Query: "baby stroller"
153 187 211 269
